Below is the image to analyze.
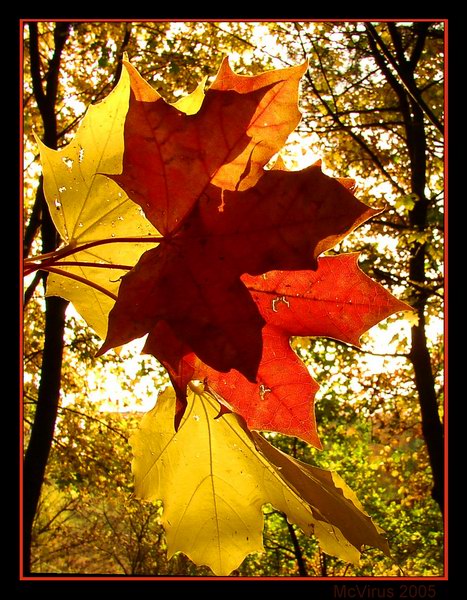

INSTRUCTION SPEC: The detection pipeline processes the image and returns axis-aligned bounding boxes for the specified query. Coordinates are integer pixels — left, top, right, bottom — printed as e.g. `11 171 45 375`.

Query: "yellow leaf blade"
131 387 390 575
172 76 208 115
36 66 159 338
131 387 265 575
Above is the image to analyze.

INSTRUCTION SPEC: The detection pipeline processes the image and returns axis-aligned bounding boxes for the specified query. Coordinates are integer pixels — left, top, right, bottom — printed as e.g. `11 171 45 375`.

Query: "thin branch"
306 31 339 113
370 218 411 232
302 67 405 195
30 260 133 271
326 106 402 117
58 405 129 442
263 540 296 559
372 267 444 298
351 346 411 359
210 22 295 68
366 23 443 135
327 338 411 359
342 563 352 577
35 497 79 536
409 22 430 68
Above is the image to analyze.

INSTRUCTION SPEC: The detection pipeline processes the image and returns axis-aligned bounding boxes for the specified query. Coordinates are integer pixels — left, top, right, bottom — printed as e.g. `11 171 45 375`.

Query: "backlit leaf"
131 386 390 575
109 58 306 235
37 66 159 338
143 254 410 445
101 163 379 383
171 76 208 115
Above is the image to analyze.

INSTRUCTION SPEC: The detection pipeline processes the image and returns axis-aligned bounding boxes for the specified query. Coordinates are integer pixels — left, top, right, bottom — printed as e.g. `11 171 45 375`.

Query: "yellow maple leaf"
131 386 390 575
36 66 159 338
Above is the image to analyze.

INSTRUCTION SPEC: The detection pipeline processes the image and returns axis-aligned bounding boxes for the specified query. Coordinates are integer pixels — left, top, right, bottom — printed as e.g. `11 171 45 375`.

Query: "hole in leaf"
259 384 271 400
62 157 74 169
272 295 290 312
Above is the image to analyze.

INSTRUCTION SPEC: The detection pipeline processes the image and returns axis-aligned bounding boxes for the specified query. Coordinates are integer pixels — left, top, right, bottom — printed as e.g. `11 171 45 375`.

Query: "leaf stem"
26 260 134 272
23 235 162 274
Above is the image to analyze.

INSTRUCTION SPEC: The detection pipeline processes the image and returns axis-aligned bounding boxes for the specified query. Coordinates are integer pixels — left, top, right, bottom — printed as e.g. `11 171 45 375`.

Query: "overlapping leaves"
131 387 390 576
32 66 159 339
30 56 410 575
96 58 408 442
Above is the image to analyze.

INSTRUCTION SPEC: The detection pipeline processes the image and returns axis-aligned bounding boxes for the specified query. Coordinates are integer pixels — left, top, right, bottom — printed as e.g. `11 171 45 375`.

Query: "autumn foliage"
26 56 410 575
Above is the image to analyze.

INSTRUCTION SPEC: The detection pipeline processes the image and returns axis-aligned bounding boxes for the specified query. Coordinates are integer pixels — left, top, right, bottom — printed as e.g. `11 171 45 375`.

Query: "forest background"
22 20 446 578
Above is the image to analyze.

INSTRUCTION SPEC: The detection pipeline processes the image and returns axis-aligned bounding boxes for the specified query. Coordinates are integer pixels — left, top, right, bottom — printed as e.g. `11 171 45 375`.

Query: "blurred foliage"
23 20 444 577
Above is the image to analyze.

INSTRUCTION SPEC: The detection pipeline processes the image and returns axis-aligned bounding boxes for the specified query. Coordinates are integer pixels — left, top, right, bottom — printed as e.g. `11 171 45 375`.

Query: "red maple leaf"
143 254 410 446
99 59 410 443
109 58 308 235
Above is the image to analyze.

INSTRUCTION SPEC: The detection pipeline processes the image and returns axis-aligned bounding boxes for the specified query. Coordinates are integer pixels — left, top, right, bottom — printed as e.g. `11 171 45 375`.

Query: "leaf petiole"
31 260 134 271
23 235 162 275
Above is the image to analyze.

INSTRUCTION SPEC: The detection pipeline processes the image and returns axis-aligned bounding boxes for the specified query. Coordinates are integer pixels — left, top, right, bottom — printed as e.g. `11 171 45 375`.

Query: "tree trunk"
285 520 308 576
390 24 444 514
365 22 444 514
22 21 71 575
23 296 68 574
409 314 444 511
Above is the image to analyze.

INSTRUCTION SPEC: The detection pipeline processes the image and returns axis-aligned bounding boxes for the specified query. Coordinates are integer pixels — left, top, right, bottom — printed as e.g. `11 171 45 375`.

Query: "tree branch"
366 23 443 135
23 272 44 307
409 22 430 68
28 23 47 117
59 405 129 443
329 339 411 359
23 178 44 257
275 510 308 576
301 53 405 195
112 22 133 88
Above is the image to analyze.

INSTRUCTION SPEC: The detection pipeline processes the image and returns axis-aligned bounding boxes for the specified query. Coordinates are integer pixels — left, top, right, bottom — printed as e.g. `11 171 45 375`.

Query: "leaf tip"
95 342 109 358
174 393 188 432
123 59 161 102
